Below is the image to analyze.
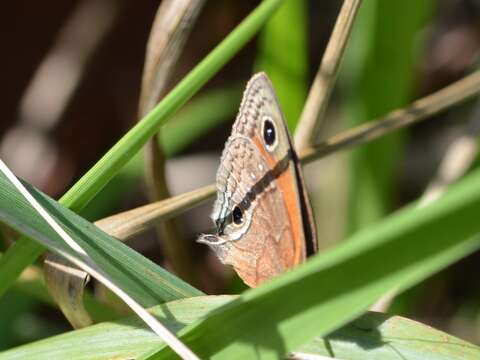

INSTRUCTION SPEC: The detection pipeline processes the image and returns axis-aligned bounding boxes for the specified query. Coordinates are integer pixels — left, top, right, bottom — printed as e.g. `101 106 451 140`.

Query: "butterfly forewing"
198 72 317 287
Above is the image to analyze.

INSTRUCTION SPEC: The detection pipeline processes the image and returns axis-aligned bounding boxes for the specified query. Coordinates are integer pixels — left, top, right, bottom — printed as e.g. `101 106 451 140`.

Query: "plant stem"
0 0 285 298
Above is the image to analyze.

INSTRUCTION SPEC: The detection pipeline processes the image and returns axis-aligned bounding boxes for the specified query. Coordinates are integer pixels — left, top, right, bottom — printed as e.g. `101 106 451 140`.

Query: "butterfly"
198 73 317 287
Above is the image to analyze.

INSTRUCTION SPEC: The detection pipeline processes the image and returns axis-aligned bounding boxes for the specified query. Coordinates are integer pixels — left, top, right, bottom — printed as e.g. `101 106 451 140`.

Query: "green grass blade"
2 296 477 360
0 239 44 299
256 0 308 131
59 0 284 213
145 165 480 358
0 173 202 304
0 296 230 360
299 310 480 359
161 86 241 157
81 86 241 222
0 0 284 298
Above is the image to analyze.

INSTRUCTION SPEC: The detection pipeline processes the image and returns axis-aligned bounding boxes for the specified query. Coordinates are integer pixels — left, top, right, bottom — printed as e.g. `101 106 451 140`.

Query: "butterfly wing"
199 73 317 287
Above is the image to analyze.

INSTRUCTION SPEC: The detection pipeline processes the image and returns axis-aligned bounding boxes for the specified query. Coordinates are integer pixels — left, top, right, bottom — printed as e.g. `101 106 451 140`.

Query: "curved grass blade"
60 0 285 214
145 165 480 359
81 86 240 222
296 310 480 359
0 0 285 299
0 172 202 305
2 296 477 360
161 86 241 157
0 160 199 359
43 254 93 328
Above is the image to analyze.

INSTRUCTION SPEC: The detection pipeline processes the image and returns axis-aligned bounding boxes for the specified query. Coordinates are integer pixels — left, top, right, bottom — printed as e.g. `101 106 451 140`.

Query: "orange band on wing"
252 136 304 265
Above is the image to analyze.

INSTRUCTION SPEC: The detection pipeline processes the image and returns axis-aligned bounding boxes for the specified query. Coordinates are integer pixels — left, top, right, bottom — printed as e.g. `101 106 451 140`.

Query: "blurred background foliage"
1 0 480 351
342 0 434 233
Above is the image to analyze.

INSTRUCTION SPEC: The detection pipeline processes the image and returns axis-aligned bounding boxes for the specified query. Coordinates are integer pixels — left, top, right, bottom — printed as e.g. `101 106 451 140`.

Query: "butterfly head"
197 191 253 265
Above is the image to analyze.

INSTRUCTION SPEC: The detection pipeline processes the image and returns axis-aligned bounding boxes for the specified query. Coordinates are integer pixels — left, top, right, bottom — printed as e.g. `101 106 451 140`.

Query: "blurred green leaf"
0 290 38 350
342 0 434 232
145 164 480 359
300 310 480 359
2 296 478 360
0 228 6 252
256 0 308 131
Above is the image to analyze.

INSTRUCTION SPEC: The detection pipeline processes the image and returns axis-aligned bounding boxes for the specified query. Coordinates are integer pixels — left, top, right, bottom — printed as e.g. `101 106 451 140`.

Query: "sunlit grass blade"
2 295 477 360
0 172 202 304
294 0 362 150
144 165 480 359
0 161 199 359
81 86 240 222
161 86 241 157
297 310 480 359
59 0 284 214
0 296 232 360
0 0 285 299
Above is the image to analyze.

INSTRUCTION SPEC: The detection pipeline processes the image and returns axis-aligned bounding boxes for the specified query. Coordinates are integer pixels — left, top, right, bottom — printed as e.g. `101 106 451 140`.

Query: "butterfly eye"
263 118 276 149
232 206 244 225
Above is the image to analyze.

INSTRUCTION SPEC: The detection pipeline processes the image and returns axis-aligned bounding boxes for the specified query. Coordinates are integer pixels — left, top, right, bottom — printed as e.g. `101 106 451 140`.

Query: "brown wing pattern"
214 137 297 286
199 72 317 287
